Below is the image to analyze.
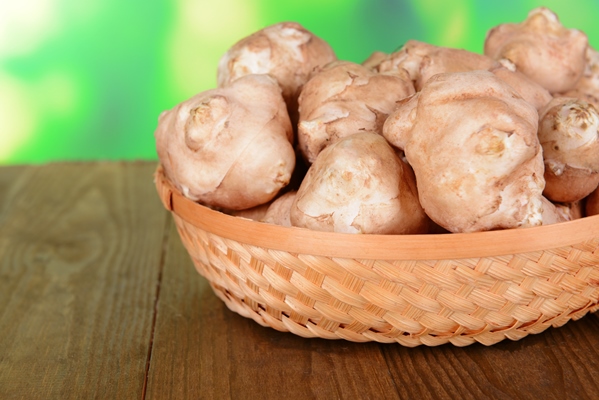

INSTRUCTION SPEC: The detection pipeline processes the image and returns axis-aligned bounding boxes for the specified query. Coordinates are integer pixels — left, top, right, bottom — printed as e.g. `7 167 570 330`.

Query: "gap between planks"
141 213 172 400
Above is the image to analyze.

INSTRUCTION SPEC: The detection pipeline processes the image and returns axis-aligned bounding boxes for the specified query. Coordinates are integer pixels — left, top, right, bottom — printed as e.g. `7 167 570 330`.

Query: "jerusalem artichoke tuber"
484 7 588 93
297 60 414 163
383 70 545 233
290 132 429 234
155 74 295 210
538 97 599 203
217 22 337 125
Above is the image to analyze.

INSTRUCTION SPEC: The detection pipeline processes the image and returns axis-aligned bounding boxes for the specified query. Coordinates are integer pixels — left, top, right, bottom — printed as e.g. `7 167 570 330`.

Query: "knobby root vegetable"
369 40 552 111
484 7 588 93
489 60 553 112
361 51 388 69
561 46 599 108
576 46 599 95
227 202 271 221
217 22 337 125
262 191 297 227
556 200 584 221
383 70 545 233
156 10 598 237
372 40 499 91
297 60 414 163
290 132 429 234
541 197 585 225
155 74 295 210
560 89 599 111
540 197 569 225
538 97 599 202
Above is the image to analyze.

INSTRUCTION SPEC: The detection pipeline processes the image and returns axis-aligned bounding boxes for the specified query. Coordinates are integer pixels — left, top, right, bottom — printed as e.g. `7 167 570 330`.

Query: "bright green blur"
1 0 598 164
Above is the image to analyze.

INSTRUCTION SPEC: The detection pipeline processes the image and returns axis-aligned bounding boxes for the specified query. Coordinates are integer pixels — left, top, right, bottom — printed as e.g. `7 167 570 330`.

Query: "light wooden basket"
154 165 599 347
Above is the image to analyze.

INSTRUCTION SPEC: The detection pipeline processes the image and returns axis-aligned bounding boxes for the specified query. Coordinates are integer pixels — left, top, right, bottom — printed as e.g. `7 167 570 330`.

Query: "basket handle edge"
154 164 174 212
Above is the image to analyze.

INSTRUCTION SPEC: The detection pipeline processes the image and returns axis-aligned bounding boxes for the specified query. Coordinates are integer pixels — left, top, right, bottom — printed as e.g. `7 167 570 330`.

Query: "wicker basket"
154 165 599 347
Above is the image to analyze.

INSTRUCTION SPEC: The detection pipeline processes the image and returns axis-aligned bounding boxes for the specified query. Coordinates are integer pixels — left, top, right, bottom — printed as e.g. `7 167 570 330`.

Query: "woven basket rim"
155 165 599 260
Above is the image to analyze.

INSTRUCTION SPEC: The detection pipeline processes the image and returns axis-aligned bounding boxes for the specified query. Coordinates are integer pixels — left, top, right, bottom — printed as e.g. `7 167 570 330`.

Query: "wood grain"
144 222 402 400
0 162 168 399
144 219 599 400
1 162 598 400
382 313 599 400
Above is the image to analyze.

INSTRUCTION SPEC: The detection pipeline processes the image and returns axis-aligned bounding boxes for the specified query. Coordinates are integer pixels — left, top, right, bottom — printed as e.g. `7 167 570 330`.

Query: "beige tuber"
227 202 271 221
537 97 599 203
217 22 337 125
155 74 295 210
262 191 297 227
361 51 389 69
541 197 583 225
555 200 584 221
484 7 588 93
489 60 553 112
290 132 429 234
297 60 414 163
576 46 599 96
561 46 599 108
373 40 498 91
156 10 598 237
370 40 552 111
383 70 545 233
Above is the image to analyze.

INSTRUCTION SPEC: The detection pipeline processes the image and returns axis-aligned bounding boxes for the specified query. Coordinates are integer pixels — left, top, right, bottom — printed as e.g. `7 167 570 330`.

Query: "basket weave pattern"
156 167 599 347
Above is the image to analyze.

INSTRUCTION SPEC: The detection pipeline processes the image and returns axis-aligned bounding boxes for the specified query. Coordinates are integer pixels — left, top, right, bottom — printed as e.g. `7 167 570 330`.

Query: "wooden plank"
144 222 402 400
3 161 598 399
147 217 599 399
0 165 24 210
381 313 599 400
0 162 168 399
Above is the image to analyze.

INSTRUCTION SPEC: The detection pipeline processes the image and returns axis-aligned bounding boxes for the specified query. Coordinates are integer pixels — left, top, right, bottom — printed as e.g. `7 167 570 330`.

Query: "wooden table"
1 161 598 400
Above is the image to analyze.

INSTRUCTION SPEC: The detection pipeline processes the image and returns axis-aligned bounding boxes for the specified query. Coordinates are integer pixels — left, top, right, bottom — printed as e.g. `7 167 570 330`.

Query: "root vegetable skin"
155 74 295 210
540 197 569 225
489 60 553 111
371 40 552 111
373 40 499 91
156 12 599 238
556 200 584 221
573 46 599 96
290 132 429 234
217 22 336 123
361 51 388 69
538 97 599 202
484 7 588 93
541 197 584 225
383 70 545 233
297 61 415 164
560 89 599 110
560 46 599 109
228 202 271 221
262 191 297 227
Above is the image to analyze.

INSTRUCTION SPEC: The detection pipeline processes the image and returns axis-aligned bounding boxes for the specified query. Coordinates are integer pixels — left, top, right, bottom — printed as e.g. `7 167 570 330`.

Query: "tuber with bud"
155 7 598 237
217 22 336 125
297 60 414 163
155 74 295 210
290 132 429 234
537 97 599 203
484 7 588 93
383 70 545 233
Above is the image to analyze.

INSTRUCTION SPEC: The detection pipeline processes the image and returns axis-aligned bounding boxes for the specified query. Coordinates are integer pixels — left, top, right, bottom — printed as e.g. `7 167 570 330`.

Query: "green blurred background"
2 0 598 165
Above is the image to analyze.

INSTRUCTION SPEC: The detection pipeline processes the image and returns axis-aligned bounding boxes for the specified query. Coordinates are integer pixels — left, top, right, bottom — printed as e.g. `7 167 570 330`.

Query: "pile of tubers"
155 8 599 235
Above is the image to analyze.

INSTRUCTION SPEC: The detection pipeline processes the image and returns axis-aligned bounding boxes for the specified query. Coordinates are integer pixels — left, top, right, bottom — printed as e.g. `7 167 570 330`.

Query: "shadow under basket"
154 165 599 347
